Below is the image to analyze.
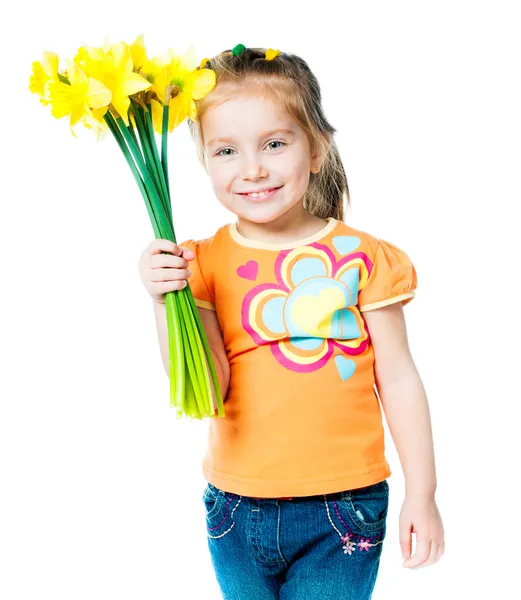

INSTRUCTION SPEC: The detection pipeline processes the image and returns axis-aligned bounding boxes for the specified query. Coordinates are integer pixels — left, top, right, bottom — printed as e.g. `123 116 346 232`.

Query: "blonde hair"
187 47 350 221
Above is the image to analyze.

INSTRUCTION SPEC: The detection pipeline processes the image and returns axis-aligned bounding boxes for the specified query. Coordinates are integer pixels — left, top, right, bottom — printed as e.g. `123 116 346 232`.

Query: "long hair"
187 47 350 221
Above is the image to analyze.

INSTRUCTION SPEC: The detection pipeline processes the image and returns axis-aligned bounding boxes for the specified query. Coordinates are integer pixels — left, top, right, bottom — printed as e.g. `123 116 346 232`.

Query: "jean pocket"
342 480 389 534
203 483 223 520
325 480 389 542
202 484 241 539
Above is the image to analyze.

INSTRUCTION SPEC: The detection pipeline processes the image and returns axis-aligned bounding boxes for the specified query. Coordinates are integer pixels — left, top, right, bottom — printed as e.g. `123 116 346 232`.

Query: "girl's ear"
311 136 332 172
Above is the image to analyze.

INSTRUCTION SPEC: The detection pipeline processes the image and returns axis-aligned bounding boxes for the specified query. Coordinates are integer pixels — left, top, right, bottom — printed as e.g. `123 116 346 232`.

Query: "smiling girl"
138 44 444 599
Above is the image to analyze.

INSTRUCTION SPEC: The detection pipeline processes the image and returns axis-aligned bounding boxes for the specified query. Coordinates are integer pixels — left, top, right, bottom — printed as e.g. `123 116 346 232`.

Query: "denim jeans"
202 479 389 599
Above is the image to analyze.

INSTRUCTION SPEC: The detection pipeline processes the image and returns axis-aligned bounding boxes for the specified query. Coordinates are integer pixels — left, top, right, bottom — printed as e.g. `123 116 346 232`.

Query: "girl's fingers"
179 247 195 260
434 541 445 564
400 524 412 559
403 537 431 569
148 239 194 259
149 267 191 282
157 279 188 292
151 253 188 269
148 239 179 255
420 539 439 568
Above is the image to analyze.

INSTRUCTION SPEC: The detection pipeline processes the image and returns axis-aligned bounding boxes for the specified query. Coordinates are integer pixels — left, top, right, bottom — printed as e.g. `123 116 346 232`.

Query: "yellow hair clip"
199 57 210 69
265 48 281 61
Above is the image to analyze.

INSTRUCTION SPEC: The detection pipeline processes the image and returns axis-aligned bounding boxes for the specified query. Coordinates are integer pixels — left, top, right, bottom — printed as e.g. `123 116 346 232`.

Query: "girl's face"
201 91 320 225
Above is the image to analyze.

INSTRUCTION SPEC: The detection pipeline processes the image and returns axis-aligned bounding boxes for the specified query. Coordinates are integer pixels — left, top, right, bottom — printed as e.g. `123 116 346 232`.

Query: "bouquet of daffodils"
29 34 225 420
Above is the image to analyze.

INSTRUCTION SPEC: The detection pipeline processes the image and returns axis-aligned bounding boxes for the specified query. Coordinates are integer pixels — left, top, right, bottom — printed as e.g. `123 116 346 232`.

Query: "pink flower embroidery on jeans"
358 539 372 551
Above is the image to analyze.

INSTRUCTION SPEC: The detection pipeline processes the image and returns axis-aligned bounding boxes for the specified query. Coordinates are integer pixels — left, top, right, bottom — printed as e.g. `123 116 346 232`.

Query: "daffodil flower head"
148 44 216 134
29 51 61 105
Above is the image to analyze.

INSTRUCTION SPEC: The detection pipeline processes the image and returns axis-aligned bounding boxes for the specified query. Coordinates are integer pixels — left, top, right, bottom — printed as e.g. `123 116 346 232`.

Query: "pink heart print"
237 260 258 281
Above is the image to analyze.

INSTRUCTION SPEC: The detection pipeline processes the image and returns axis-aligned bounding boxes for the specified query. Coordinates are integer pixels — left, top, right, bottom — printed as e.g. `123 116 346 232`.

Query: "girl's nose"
241 156 268 180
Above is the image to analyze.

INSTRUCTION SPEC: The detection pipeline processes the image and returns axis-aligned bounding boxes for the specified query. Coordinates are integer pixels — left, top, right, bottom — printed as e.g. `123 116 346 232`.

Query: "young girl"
139 45 445 599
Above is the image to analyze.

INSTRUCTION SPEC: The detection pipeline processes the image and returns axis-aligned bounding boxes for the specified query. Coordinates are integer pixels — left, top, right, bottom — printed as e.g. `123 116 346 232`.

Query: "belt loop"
340 489 351 502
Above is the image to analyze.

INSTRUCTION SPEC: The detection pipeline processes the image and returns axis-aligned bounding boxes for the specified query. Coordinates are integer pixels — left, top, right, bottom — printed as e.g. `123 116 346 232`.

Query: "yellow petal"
120 71 152 97
69 122 79 140
29 52 61 100
65 59 88 87
91 106 109 121
29 61 49 97
110 41 131 73
110 94 131 127
130 33 153 74
86 77 112 108
41 51 59 80
48 81 73 118
168 92 191 132
151 99 164 135
102 36 112 53
188 99 198 121
187 68 216 100
178 44 199 73
70 104 87 127
83 107 109 141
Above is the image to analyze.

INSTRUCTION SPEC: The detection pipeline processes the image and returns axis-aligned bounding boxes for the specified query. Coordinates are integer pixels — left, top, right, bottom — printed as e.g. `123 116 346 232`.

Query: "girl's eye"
266 140 286 150
216 148 236 157
215 140 286 157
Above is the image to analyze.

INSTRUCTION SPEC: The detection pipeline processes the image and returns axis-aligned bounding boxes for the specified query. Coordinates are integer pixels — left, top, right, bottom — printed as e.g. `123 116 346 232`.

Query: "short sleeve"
178 239 216 311
357 238 418 312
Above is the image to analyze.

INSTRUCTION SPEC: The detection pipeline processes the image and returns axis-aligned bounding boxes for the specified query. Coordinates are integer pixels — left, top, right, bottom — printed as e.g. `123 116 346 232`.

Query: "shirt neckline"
228 217 338 250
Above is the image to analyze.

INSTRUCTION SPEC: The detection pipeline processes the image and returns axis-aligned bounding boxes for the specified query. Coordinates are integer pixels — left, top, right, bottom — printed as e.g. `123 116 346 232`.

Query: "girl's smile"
238 185 283 201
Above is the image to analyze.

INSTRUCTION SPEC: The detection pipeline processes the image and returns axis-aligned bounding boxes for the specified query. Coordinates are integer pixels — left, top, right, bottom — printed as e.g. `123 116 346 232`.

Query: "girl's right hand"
138 239 195 304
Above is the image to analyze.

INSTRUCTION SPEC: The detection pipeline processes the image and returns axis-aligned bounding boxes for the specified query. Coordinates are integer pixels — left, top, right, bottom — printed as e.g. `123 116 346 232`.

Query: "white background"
2 0 519 598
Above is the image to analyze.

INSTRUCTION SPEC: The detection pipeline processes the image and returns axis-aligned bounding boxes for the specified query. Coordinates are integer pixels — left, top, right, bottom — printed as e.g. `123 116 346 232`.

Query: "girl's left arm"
363 302 445 569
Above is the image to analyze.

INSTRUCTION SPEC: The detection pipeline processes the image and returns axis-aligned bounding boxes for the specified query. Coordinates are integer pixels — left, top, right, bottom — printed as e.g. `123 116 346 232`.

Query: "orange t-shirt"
179 217 417 498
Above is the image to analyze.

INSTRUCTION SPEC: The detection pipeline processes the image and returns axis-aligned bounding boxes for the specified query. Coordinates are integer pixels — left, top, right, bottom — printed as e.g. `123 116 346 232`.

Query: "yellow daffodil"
29 51 61 105
148 45 216 135
74 39 152 127
46 60 111 138
129 34 156 79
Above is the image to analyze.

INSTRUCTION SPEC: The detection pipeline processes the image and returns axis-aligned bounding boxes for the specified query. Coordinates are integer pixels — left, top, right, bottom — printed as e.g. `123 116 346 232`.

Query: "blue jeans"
202 479 390 599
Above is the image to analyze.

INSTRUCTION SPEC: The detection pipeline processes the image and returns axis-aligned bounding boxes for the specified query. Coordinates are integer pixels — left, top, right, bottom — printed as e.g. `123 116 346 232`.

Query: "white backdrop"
2 0 519 598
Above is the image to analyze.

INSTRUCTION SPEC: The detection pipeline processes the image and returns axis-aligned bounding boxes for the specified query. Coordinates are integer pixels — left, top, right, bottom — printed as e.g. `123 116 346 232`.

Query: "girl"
138 45 444 599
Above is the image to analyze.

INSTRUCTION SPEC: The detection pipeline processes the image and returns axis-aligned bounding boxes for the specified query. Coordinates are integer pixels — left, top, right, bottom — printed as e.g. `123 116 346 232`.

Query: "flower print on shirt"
240 240 373 378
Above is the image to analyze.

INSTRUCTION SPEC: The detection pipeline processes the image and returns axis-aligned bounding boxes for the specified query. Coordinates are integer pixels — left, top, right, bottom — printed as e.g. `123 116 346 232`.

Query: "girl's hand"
138 239 195 304
399 493 445 568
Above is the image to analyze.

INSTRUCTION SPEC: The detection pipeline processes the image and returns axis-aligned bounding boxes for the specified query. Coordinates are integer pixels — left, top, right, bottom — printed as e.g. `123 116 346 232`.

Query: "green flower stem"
178 291 212 410
132 104 168 211
185 289 224 416
114 115 172 240
166 291 185 412
183 374 197 419
144 103 172 226
104 104 225 420
104 112 161 239
177 296 203 408
161 104 171 206
126 118 139 148
108 111 165 236
105 111 184 410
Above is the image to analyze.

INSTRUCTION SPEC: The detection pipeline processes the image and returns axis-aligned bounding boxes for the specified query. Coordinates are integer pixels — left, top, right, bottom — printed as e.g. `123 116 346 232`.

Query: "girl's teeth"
248 189 271 198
